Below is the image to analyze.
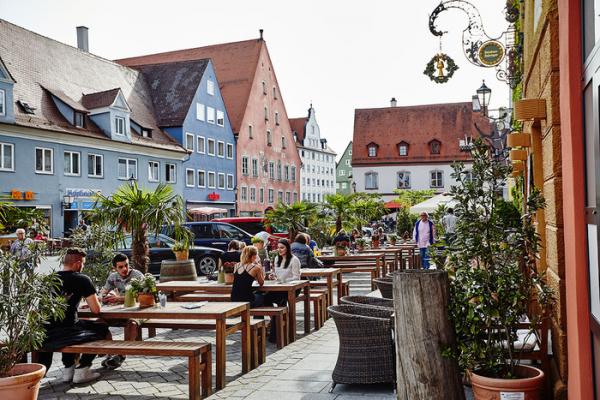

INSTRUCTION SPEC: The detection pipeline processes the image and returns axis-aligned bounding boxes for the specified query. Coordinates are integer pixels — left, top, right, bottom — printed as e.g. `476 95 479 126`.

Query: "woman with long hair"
230 246 264 308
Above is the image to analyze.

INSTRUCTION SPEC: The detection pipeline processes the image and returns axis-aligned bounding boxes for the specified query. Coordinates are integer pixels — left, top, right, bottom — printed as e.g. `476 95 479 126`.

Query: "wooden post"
392 270 465 400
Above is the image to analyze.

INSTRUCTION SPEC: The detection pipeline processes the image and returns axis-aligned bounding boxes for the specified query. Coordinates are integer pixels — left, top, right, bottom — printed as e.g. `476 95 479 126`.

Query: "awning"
384 200 402 209
188 207 228 216
409 193 457 214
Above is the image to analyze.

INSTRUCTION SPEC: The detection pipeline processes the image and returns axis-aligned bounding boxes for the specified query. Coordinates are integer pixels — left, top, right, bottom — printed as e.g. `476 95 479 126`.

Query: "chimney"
259 29 264 40
390 97 397 107
76 26 89 52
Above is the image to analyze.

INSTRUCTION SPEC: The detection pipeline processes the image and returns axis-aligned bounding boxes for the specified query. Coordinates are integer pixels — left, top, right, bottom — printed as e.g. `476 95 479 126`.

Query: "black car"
163 222 253 252
118 234 223 276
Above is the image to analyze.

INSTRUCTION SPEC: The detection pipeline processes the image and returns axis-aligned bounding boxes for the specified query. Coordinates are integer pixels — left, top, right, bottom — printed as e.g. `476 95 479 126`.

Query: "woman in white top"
264 238 301 342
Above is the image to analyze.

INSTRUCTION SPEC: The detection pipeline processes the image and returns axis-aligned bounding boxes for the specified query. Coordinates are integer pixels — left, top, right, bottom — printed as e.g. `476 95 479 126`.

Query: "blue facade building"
0 20 188 236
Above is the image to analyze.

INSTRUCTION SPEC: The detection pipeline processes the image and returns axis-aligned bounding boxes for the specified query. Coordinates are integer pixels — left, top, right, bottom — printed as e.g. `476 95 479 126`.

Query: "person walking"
413 212 436 269
10 228 33 259
441 208 458 244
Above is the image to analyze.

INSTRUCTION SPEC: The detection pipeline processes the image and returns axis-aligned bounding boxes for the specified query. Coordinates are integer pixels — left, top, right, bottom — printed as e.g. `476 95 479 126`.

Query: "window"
208 171 216 188
268 161 275 179
259 188 264 203
291 166 296 182
339 170 345 176
430 140 441 155
198 170 206 187
250 187 256 202
282 136 286 149
349 149 352 155
115 116 126 135
345 159 351 166
267 130 272 146
227 174 234 190
399 142 408 156
293 192 298 203
74 112 85 128
0 89 4 116
207 80 215 95
196 103 205 121
342 182 347 189
397 171 411 189
207 107 215 124
277 161 282 180
142 129 151 138
262 81 267 95
194 137 204 155
165 163 176 183
264 106 269 121
275 112 280 125
226 143 234 159
186 169 195 187
285 192 291 205
268 189 274 203
252 158 258 177
118 158 136 180
430 171 443 188
148 161 159 182
216 110 224 126
241 186 248 201
284 165 289 181
368 144 377 157
273 87 277 99
35 147 53 174
185 133 194 151
365 172 378 190
218 173 225 189
248 125 253 139
0 143 14 171
88 154 103 178
242 156 249 175
207 139 216 156
278 191 283 203
217 141 225 158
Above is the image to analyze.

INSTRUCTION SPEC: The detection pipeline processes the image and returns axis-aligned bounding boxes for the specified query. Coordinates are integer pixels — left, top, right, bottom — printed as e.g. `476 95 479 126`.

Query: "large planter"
470 365 544 400
0 363 46 400
159 259 197 283
137 293 155 308
173 250 189 261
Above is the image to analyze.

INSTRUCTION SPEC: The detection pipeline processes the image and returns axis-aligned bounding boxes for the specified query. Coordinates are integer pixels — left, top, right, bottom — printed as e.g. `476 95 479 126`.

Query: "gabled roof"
135 59 209 127
0 19 184 152
81 88 121 110
289 117 307 143
117 38 264 134
42 86 88 113
0 56 16 82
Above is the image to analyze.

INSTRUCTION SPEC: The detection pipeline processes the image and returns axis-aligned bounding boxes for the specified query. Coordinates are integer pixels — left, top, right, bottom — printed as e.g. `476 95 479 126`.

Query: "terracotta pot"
372 240 380 249
0 363 46 400
224 272 234 284
173 250 189 261
137 293 155 308
390 239 397 246
470 365 544 400
356 245 365 252
336 248 347 256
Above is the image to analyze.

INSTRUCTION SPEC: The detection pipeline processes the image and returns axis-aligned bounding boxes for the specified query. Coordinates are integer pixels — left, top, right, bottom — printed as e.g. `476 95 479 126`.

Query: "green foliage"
0 247 66 377
445 139 553 378
395 206 419 237
511 175 525 213
305 210 336 247
393 189 435 208
0 202 48 235
323 193 357 233
265 201 318 241
129 273 158 300
323 193 386 234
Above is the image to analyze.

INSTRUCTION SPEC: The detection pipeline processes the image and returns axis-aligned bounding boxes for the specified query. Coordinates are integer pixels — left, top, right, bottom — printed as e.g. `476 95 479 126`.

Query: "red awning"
384 201 402 209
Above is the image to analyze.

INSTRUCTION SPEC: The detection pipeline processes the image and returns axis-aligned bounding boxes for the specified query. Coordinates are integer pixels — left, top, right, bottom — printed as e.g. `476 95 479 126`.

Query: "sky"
0 0 511 158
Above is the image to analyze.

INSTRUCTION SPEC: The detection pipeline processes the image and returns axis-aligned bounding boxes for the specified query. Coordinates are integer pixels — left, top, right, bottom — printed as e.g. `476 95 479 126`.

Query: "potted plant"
370 233 380 249
355 238 367 252
0 247 66 400
444 140 552 399
335 245 348 256
221 262 236 284
388 234 398 246
129 273 159 308
172 241 189 261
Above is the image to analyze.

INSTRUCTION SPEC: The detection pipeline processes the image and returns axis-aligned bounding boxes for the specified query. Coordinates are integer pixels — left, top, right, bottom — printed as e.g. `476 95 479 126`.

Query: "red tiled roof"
81 88 121 109
289 117 307 144
117 39 264 134
352 102 493 165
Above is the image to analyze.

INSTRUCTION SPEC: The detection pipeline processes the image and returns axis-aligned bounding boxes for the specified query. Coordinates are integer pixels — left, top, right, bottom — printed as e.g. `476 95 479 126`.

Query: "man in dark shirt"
37 248 111 384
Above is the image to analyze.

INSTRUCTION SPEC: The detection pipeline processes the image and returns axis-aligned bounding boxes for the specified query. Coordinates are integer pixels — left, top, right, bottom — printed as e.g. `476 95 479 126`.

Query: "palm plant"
351 193 387 231
91 182 186 273
323 193 356 233
265 201 317 240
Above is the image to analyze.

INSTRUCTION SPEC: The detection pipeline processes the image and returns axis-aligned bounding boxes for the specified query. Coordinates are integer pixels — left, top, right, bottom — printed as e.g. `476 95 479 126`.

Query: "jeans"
420 247 430 269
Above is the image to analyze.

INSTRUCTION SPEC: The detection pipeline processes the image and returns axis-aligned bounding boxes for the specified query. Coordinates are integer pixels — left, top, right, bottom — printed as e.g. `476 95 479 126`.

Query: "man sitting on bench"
37 248 115 384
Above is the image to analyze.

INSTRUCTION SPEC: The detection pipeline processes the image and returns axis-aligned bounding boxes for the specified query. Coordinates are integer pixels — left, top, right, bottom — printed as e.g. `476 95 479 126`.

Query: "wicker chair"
374 278 393 299
328 305 395 392
340 295 393 310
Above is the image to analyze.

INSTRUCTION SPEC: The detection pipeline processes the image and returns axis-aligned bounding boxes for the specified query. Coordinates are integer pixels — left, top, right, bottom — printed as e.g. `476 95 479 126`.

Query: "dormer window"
115 116 125 135
430 139 441 155
141 129 152 138
398 141 409 156
74 112 85 128
367 142 379 157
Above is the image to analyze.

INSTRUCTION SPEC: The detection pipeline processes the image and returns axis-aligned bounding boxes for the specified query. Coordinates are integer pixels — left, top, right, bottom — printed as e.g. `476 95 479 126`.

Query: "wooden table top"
318 254 384 261
300 268 340 276
78 301 249 319
156 280 309 292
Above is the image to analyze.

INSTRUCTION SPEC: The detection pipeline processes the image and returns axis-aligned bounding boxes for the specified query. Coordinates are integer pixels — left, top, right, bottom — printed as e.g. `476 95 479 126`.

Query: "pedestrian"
10 228 34 261
441 208 458 244
413 212 436 269
251 231 270 264
78 218 88 232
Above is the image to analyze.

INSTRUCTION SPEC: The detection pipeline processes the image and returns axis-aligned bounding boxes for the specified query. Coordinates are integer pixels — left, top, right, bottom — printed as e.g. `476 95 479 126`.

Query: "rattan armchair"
328 305 395 391
340 295 393 310
374 278 393 299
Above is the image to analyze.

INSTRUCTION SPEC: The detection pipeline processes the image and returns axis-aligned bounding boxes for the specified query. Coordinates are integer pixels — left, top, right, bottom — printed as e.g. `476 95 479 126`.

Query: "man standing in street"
413 212 436 269
441 208 458 244
10 228 34 261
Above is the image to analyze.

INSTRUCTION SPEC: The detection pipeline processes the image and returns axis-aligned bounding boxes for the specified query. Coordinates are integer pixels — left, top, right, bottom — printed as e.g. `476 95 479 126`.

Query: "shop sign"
65 188 101 197
207 192 220 201
10 189 35 201
478 40 505 67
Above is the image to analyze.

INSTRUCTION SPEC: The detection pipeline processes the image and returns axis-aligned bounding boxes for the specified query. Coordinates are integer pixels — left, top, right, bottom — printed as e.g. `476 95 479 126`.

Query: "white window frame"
227 174 234 190
196 103 205 121
207 171 216 188
218 173 226 189
259 187 264 203
241 186 248 202
217 141 225 158
291 166 296 183
430 170 444 188
399 144 408 156
268 161 274 179
365 172 378 190
339 169 345 176
252 158 258 177
186 168 195 187
0 89 5 116
115 116 126 136
87 153 103 178
63 150 81 176
35 147 54 175
345 159 351 166
0 142 14 171
148 161 159 182
118 157 137 180
165 163 177 184
198 170 206 188
242 156 249 175
397 171 411 189
197 136 206 154
250 187 256 202
268 189 274 203
185 132 195 151
207 138 216 156
267 130 272 146
207 80 215 95
207 107 215 124
226 143 234 159
216 110 224 127
368 145 377 157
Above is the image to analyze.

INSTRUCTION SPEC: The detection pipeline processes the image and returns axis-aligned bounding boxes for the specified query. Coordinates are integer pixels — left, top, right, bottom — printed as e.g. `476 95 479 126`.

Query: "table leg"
124 320 140 341
215 318 226 390
241 308 250 373
287 290 297 342
336 271 343 302
303 285 310 334
326 275 333 307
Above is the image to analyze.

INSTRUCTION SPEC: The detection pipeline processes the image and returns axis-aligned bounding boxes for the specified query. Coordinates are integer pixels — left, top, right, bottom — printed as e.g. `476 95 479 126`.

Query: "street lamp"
128 173 137 187
352 181 356 193
476 80 492 117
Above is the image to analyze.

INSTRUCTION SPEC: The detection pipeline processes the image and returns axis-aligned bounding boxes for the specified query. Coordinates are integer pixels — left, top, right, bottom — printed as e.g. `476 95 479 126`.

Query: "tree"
393 189 436 208
91 182 186 273
351 193 387 231
265 201 318 240
323 193 357 233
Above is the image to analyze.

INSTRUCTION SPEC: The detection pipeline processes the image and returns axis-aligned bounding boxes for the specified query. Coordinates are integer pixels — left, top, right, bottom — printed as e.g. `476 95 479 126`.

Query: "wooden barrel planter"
159 259 197 283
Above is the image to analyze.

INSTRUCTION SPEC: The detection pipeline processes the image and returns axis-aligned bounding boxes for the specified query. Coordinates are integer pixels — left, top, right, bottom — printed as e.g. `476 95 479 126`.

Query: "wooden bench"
337 265 378 290
250 307 289 349
49 340 211 399
310 279 350 299
141 318 266 369
297 291 328 330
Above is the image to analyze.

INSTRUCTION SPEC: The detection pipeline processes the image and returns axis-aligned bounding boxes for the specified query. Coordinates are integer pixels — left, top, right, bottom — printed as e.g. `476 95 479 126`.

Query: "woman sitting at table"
231 246 265 308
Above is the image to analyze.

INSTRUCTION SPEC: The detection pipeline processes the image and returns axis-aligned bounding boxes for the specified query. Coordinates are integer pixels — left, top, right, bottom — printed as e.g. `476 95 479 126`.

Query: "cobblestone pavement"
39 274 375 399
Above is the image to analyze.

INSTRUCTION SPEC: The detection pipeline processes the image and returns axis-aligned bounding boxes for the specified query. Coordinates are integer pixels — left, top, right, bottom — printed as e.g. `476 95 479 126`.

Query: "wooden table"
359 248 404 274
301 268 342 304
156 280 311 342
319 253 385 277
79 301 249 390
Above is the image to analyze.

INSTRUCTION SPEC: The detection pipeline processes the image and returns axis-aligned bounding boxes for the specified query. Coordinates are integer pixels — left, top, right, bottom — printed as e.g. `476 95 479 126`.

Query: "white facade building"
290 106 336 203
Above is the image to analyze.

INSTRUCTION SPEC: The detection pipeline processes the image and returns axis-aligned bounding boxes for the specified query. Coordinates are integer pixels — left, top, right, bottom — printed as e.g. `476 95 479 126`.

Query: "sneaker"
101 355 125 370
72 366 100 384
61 366 75 383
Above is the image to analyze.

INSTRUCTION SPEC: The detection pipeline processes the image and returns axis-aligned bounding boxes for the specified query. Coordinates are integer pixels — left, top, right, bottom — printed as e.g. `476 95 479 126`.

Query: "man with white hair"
413 212 436 269
10 228 33 260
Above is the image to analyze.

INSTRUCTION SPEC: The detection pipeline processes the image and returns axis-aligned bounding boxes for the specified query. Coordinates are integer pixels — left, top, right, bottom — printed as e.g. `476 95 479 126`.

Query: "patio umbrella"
409 193 457 214
188 207 228 216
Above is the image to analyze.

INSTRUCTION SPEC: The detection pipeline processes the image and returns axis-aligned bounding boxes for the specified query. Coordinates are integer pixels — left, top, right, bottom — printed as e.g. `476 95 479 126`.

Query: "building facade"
118 33 302 216
290 106 336 203
336 142 353 195
351 101 491 202
0 20 188 237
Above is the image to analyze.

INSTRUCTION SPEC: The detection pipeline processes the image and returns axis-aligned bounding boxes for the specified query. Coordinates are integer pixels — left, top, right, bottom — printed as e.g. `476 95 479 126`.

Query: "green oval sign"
478 40 505 67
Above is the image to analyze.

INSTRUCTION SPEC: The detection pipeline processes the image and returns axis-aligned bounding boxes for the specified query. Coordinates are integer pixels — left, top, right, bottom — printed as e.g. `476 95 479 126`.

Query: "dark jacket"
291 242 323 269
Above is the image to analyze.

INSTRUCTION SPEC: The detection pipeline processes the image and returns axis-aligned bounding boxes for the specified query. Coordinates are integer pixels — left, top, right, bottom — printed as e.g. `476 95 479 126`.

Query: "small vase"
217 270 225 284
138 293 155 308
124 289 136 308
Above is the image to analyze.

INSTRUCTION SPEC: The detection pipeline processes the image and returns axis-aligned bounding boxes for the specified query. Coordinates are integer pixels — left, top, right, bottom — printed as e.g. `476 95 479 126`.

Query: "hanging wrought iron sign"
478 40 505 67
424 53 459 84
